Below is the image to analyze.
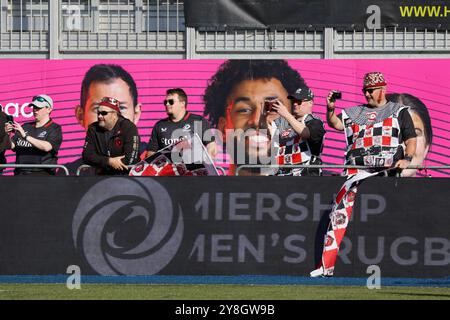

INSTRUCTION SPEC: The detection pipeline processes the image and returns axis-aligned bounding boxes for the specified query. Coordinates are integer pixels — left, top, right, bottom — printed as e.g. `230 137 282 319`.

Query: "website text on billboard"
399 5 450 18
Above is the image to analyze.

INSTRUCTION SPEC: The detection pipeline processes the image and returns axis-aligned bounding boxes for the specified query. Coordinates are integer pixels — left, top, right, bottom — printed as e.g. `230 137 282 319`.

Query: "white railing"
234 164 450 176
76 164 227 176
0 164 69 175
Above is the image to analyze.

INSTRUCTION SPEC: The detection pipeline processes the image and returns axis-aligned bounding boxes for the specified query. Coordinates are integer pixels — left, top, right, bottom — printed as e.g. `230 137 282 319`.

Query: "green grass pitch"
0 284 449 300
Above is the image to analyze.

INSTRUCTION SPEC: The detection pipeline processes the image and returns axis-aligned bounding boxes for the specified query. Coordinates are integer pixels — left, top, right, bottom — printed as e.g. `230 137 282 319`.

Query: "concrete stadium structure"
1 0 450 59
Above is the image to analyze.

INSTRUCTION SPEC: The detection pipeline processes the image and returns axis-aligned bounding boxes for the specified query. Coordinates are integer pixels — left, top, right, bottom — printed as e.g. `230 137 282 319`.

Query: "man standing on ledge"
326 71 416 175
312 72 417 278
4 94 62 175
82 96 140 175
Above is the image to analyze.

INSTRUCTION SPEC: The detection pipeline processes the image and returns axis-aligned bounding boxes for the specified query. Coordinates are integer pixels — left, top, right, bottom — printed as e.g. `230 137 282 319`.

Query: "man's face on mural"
218 78 291 166
401 111 430 177
76 78 141 129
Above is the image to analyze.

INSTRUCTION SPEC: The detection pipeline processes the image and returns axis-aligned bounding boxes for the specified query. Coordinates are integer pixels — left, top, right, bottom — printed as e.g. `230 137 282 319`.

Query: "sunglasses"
33 95 51 107
97 110 115 116
164 99 176 106
362 88 382 94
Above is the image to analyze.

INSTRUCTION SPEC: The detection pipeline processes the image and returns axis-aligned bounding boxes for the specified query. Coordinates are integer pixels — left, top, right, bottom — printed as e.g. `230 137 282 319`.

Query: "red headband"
99 97 121 113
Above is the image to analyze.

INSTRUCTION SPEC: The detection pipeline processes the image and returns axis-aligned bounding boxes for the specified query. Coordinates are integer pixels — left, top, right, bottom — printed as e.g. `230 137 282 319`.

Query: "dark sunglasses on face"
97 110 114 116
164 99 175 106
362 88 381 94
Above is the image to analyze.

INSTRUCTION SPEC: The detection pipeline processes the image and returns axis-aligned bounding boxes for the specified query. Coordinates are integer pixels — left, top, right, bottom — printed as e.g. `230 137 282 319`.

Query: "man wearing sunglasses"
60 64 144 175
269 87 325 176
326 71 417 175
3 94 63 175
82 96 140 175
142 88 216 159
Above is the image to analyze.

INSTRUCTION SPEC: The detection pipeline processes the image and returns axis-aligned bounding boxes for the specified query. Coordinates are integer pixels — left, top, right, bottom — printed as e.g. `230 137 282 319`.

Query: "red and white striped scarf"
311 169 390 277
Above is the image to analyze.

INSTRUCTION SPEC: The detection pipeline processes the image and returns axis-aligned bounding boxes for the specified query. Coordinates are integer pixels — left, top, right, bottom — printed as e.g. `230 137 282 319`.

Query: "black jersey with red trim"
147 112 214 152
11 119 62 175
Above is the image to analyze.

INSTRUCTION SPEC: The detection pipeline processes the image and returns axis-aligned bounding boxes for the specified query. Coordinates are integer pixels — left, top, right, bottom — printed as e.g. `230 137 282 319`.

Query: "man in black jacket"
82 96 140 175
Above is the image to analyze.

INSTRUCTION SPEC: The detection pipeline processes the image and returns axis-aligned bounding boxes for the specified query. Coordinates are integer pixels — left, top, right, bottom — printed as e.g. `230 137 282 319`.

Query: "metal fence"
0 0 49 52
60 0 185 53
334 28 450 53
1 0 450 58
234 165 450 176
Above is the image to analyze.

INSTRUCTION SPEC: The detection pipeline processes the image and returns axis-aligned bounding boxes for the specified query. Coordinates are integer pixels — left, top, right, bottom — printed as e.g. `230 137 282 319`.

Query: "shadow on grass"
381 292 450 299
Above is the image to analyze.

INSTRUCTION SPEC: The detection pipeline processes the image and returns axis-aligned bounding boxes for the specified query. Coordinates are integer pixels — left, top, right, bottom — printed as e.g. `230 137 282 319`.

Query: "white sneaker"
310 267 325 277
310 267 333 277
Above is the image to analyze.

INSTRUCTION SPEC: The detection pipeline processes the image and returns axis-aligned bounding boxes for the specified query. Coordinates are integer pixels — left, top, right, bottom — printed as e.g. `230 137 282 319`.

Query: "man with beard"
311 72 417 278
203 60 308 176
64 64 143 175
82 96 140 175
326 71 417 175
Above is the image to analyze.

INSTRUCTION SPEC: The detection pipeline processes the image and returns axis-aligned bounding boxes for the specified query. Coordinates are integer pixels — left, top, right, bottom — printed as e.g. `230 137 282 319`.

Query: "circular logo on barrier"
72 178 183 275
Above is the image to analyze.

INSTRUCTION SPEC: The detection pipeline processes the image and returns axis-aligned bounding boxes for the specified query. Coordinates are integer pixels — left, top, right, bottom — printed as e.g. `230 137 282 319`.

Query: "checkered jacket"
342 105 407 168
274 114 324 176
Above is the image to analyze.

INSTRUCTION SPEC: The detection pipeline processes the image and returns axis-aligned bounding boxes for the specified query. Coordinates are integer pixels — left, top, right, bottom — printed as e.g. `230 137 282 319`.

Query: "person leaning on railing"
63 63 146 176
82 96 140 175
326 72 417 177
3 95 63 176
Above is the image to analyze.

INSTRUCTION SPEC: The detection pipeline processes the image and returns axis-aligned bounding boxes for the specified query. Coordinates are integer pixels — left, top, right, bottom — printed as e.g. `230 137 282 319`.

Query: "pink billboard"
0 59 448 176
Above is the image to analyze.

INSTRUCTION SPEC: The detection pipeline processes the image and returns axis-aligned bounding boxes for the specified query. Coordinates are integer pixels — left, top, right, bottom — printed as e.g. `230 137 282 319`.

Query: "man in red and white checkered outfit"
326 71 417 175
311 72 417 277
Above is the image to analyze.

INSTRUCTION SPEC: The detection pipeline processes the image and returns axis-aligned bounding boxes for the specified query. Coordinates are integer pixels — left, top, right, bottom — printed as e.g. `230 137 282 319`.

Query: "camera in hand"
330 91 342 102
264 99 277 113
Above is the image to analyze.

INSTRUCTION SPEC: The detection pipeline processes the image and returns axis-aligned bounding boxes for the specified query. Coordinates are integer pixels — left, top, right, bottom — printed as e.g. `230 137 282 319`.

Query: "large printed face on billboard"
76 78 141 129
220 78 290 168
202 60 308 174
408 113 430 176
0 59 447 177
385 93 433 177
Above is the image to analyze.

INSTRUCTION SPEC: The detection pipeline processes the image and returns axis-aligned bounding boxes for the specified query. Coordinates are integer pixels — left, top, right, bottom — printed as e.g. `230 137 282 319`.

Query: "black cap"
288 87 314 101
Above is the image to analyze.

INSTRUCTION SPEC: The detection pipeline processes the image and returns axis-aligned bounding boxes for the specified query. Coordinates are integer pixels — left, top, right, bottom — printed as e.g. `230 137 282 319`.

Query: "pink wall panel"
0 59 448 176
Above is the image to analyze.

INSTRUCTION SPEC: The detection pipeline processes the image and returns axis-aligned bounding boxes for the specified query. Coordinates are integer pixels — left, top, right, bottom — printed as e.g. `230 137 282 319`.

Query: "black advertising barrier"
0 176 449 278
185 0 450 30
